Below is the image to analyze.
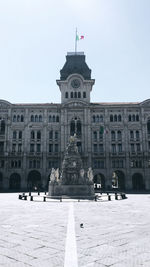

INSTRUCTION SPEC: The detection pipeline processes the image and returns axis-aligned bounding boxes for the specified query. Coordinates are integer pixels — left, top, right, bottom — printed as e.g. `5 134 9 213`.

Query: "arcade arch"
93 173 105 189
27 170 41 190
132 173 145 191
112 170 125 190
9 173 21 190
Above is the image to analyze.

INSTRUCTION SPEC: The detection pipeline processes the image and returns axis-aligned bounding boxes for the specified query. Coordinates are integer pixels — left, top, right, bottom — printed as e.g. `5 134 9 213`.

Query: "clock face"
71 79 80 89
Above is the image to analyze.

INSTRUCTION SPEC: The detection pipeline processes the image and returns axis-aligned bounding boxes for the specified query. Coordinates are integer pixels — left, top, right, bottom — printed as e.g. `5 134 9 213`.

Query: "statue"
50 168 56 183
87 167 93 182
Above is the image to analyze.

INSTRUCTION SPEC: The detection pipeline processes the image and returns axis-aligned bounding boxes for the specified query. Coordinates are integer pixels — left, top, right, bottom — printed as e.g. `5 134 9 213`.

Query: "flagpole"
75 28 77 54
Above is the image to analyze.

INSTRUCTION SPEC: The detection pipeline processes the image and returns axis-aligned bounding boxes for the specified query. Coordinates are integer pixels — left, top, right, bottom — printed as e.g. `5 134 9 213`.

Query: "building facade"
0 52 150 191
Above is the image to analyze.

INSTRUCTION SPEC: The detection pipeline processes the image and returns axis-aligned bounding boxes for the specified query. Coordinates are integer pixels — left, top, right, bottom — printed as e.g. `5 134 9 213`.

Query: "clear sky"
0 0 150 104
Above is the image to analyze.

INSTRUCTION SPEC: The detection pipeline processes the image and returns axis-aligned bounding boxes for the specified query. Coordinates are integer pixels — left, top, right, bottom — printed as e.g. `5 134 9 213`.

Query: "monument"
48 135 95 199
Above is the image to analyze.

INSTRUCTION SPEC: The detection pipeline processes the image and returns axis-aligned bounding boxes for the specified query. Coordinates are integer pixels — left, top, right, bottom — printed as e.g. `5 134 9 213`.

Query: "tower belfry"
56 52 95 104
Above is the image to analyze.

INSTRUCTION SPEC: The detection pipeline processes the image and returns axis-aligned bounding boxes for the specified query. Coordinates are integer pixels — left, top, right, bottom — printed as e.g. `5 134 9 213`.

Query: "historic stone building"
0 52 150 191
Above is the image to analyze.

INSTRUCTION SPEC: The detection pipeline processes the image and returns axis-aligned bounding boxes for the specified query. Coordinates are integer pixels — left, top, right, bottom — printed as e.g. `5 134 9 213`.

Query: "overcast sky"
0 0 150 104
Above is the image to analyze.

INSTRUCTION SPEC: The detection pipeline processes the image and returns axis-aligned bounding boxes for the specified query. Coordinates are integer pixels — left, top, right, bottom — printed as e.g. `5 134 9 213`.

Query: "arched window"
74 92 77 98
21 115 24 122
31 115 34 122
56 116 59 122
118 115 121 122
111 131 115 141
114 115 117 122
17 115 20 122
128 115 131 121
37 131 41 140
70 120 75 136
78 92 81 98
117 130 122 141
110 115 113 122
13 115 16 122
31 131 35 140
132 115 135 122
77 120 81 137
136 114 139 121
71 92 73 98
147 120 150 134
39 115 42 122
99 115 103 122
93 115 96 123
49 115 52 122
96 115 99 123
65 92 68 98
35 115 38 122
52 115 55 122
83 92 86 98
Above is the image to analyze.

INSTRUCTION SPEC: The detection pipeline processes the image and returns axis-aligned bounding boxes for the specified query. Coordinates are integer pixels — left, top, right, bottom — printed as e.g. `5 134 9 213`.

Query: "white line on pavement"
64 202 78 267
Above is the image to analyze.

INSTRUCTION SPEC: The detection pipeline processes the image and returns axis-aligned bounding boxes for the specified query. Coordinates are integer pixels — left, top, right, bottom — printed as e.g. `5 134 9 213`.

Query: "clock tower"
56 52 95 104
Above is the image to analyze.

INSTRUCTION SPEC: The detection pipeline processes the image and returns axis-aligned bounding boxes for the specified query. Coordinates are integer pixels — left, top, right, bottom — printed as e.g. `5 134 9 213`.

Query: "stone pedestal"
48 183 94 199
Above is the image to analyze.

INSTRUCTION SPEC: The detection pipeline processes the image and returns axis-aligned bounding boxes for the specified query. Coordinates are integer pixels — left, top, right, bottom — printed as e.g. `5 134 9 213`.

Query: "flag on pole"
76 35 84 41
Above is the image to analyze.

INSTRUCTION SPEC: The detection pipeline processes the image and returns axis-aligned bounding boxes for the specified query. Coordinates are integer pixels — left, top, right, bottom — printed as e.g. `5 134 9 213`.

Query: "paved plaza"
0 194 150 267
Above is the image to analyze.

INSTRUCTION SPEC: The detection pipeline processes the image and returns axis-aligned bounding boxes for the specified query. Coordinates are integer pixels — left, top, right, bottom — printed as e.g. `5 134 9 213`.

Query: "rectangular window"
55 131 58 140
37 144 41 153
19 131 22 139
0 160 4 168
29 160 32 168
12 144 16 152
112 144 116 154
30 144 34 152
55 144 58 153
136 143 141 152
49 144 53 153
94 144 98 153
99 144 104 153
118 144 122 153
0 142 4 153
93 131 97 141
49 131 53 140
131 144 135 153
130 131 134 140
37 160 40 169
18 144 22 152
148 141 150 151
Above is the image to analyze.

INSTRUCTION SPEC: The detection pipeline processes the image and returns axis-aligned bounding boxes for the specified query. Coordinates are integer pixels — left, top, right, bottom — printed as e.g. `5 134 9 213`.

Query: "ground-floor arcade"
0 169 149 192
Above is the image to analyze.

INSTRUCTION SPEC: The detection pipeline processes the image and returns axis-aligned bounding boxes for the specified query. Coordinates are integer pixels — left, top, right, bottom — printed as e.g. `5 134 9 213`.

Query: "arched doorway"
132 173 145 191
112 170 125 190
0 172 3 190
9 173 21 190
93 173 105 190
27 170 41 191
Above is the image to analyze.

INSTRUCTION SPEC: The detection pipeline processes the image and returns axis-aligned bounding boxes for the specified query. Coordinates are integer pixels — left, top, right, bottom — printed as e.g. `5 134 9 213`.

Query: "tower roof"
60 52 91 80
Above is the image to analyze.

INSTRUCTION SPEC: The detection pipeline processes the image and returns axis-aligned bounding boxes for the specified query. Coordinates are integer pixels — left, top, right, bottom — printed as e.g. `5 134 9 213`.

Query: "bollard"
45 191 47 195
30 196 33 201
60 197 62 202
115 193 118 200
29 192 31 196
43 196 46 202
38 192 40 195
108 195 111 201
